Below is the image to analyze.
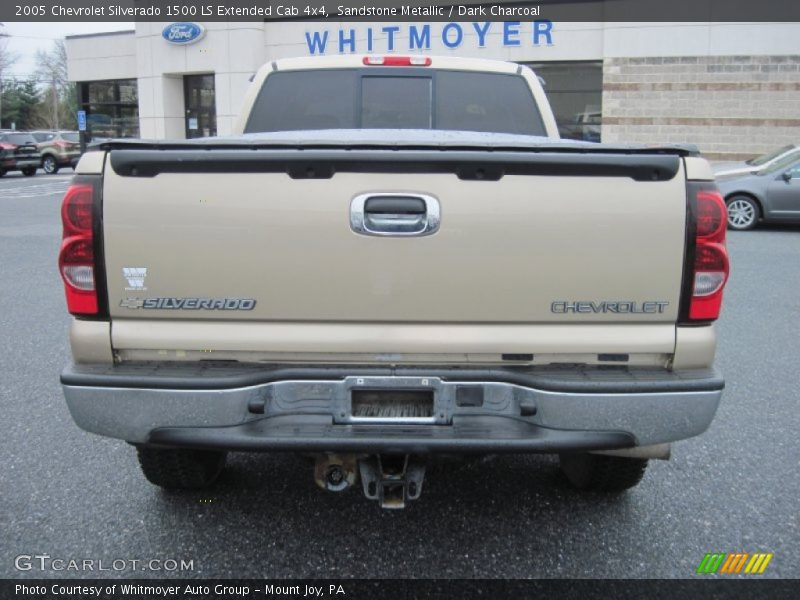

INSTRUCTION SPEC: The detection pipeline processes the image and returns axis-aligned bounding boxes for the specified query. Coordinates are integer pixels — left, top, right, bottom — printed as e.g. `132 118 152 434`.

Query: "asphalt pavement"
0 171 797 578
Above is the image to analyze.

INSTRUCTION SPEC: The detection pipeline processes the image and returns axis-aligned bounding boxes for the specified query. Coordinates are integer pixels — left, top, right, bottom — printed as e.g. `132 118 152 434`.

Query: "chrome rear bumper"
62 364 723 452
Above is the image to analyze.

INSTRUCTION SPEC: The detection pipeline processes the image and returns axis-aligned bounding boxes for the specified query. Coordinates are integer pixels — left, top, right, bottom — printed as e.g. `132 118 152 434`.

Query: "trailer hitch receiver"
358 454 426 509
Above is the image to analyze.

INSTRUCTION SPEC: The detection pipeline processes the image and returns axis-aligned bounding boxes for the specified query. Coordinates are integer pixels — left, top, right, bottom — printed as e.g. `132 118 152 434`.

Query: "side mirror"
782 171 793 182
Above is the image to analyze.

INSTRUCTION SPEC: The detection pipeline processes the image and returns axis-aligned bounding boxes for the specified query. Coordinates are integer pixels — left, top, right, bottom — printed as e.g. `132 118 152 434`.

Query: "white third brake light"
362 55 432 67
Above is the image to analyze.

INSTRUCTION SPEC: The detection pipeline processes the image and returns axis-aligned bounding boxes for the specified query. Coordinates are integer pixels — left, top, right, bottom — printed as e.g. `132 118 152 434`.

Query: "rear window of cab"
245 68 546 136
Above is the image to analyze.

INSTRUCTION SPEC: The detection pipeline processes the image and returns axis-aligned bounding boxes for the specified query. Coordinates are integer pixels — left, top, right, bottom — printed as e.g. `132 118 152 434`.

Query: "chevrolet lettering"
551 301 670 314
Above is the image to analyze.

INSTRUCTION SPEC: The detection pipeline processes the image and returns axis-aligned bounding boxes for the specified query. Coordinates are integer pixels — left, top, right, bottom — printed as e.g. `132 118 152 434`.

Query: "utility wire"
1 75 70 81
1 33 63 40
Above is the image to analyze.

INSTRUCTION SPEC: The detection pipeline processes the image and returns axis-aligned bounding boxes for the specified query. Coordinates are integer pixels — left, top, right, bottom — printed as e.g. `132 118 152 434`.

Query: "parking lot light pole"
0 37 6 129
0 27 10 129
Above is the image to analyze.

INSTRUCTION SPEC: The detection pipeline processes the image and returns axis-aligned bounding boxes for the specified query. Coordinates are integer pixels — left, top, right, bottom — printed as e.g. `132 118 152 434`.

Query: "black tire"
21 167 37 177
559 453 648 492
136 446 227 490
726 195 760 231
42 155 59 174
0 168 6 177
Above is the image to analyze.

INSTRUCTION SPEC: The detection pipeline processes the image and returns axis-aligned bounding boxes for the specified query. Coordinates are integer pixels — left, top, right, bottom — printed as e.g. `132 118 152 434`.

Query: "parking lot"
0 171 797 579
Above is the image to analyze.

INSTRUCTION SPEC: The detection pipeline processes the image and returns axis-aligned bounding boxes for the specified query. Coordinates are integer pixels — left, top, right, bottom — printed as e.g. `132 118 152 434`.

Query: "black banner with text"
4 579 799 600
3 0 800 22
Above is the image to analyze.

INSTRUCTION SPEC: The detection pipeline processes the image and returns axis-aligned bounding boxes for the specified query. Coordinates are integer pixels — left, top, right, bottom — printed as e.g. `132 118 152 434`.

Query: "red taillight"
59 182 98 315
362 55 432 66
696 190 726 239
687 187 729 321
54 140 72 148
61 183 93 236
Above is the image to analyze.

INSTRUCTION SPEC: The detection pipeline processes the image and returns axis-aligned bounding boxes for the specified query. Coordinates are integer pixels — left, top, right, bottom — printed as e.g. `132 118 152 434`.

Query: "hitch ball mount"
313 453 427 509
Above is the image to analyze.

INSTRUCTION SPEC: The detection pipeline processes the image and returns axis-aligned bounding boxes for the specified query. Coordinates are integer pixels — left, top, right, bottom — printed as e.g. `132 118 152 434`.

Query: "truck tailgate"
101 144 688 360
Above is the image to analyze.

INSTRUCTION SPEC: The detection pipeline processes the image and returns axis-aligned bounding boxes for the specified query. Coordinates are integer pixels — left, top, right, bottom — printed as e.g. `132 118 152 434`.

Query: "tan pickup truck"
59 55 728 508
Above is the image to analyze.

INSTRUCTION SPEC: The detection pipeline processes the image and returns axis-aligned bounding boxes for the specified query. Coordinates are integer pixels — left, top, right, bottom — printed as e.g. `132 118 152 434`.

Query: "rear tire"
0 168 6 177
726 195 759 230
559 453 648 491
42 155 59 174
21 167 37 177
136 446 227 490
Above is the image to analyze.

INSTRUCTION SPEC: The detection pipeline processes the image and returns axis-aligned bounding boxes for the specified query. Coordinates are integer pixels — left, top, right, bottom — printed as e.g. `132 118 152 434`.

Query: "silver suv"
32 131 81 174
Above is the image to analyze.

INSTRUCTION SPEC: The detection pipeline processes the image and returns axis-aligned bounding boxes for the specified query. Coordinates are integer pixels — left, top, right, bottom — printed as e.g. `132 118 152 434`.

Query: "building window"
525 61 603 141
78 79 139 139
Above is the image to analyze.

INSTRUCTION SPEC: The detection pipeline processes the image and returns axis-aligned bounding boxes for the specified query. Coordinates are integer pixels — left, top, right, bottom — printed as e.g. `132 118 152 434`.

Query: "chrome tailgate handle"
350 193 440 236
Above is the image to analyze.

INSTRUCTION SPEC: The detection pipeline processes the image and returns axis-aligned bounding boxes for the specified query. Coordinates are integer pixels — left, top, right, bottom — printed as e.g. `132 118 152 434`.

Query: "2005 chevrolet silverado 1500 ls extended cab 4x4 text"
58 55 728 508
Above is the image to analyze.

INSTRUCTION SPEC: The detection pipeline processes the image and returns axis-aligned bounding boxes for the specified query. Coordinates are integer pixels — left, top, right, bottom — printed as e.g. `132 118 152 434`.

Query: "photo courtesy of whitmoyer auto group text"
0 0 798 598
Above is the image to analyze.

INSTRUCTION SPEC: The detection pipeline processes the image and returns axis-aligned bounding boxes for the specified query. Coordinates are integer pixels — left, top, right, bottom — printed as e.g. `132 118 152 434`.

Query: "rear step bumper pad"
61 366 723 451
147 417 635 455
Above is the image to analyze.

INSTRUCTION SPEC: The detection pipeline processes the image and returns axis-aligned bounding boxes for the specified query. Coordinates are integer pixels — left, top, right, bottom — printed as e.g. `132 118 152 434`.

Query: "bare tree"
0 24 14 71
35 39 70 129
0 23 20 128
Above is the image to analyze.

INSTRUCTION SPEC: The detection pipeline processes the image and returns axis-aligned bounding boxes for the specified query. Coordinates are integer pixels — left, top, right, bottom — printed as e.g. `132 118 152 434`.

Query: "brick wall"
601 56 800 160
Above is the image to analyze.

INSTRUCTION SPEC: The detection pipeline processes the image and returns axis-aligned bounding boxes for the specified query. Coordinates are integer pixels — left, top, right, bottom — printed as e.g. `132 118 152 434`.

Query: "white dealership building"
65 20 800 159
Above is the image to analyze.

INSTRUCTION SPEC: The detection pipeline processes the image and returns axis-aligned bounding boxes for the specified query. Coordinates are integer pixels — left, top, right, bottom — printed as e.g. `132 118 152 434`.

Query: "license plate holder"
335 376 448 425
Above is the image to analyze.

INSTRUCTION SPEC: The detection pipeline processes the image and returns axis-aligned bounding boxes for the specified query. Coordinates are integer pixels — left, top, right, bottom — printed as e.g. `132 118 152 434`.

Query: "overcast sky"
1 22 131 80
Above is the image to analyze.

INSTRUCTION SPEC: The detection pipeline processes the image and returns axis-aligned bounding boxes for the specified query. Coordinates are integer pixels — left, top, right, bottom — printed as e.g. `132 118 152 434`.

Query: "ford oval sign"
162 22 206 45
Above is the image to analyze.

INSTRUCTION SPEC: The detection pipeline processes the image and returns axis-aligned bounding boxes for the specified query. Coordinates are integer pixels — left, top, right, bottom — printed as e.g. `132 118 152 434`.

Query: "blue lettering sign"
503 21 521 46
534 20 554 45
305 30 329 54
303 21 555 55
382 26 400 51
339 29 356 53
441 23 463 48
409 25 431 50
472 22 491 47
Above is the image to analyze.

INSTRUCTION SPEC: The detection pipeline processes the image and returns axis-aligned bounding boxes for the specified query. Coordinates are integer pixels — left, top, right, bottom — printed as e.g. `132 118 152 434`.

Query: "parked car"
31 130 81 174
712 144 799 178
716 153 800 230
0 132 41 177
564 108 601 142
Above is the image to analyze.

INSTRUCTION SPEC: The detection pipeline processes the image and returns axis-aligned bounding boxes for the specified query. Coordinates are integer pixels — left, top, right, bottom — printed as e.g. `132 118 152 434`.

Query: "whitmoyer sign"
303 21 554 54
